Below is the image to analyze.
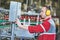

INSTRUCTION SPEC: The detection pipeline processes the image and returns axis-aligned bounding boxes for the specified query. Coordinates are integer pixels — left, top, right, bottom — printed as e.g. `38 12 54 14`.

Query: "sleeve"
28 21 50 33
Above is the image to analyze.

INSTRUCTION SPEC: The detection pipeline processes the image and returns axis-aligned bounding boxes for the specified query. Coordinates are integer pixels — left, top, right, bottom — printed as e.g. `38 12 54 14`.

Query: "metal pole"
39 0 41 6
11 23 15 40
31 0 33 5
0 29 2 40
28 18 30 25
36 15 39 25
24 18 26 25
26 0 28 5
26 0 28 11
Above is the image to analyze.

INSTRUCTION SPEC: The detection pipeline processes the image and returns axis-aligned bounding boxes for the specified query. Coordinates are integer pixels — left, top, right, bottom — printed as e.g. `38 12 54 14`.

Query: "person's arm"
16 19 50 33
16 18 28 30
28 21 50 33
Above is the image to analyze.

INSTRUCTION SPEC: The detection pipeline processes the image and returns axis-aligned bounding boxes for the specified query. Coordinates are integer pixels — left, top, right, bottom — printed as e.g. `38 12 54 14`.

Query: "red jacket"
28 18 56 40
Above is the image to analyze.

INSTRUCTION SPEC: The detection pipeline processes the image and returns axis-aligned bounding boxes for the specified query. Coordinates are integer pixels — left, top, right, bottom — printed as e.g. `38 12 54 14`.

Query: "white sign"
9 1 21 22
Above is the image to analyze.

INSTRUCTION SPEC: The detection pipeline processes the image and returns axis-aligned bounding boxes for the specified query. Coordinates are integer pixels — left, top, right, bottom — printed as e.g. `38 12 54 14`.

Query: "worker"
16 6 56 40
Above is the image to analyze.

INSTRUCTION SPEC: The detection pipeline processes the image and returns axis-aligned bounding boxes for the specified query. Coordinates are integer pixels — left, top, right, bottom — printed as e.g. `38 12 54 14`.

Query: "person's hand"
15 18 28 30
16 18 21 26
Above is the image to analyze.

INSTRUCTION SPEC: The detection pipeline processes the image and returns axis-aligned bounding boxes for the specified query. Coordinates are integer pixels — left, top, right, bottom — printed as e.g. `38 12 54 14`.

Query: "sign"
9 1 21 22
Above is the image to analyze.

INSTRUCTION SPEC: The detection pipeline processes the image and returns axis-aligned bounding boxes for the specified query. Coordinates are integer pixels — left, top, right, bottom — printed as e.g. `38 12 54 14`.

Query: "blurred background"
0 0 60 40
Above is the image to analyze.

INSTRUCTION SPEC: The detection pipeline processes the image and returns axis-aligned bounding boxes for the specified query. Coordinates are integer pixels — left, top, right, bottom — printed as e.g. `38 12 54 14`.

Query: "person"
16 6 56 40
